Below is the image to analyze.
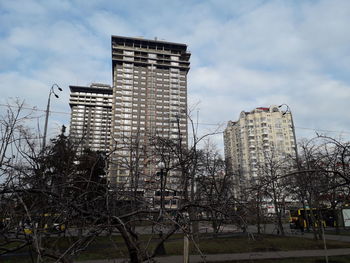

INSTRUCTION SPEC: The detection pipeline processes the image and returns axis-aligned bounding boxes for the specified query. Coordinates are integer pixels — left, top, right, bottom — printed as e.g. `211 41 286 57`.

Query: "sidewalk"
78 248 350 263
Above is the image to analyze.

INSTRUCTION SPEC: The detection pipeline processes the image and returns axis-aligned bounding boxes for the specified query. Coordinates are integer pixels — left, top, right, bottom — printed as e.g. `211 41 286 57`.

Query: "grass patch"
162 234 350 256
2 233 350 262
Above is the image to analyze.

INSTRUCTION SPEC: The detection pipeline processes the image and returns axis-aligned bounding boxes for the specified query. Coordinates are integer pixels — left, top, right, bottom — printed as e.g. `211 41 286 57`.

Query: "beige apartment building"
69 83 113 153
224 106 296 198
109 36 190 194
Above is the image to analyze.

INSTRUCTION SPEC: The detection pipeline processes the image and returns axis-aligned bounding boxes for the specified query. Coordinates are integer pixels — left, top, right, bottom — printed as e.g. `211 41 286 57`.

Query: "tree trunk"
256 192 261 235
129 248 142 263
117 224 143 263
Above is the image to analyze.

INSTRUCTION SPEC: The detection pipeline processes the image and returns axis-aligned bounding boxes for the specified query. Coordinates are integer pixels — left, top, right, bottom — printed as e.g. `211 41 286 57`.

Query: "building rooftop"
69 84 113 93
111 35 188 50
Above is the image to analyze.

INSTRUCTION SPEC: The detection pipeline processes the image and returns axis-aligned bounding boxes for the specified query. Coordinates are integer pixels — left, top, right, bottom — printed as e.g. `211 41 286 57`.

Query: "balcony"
248 139 255 143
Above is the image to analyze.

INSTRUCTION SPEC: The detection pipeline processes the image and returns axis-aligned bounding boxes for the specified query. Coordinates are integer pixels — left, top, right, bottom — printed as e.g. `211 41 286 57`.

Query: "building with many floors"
69 83 113 153
224 105 296 198
109 35 190 192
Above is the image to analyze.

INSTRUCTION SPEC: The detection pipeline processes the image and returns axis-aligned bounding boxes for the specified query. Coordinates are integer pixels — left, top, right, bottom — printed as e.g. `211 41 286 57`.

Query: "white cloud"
87 11 140 38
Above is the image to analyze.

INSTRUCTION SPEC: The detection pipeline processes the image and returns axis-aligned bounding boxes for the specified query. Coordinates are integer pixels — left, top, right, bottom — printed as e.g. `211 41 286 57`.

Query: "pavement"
80 248 350 263
76 226 350 263
78 248 350 263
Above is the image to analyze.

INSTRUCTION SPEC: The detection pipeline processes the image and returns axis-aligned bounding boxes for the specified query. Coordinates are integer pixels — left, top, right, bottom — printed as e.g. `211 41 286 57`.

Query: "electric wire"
1 103 349 135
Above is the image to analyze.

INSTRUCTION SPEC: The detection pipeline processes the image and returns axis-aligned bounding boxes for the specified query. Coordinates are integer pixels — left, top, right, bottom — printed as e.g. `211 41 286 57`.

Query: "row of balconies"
118 53 187 67
118 73 186 82
69 101 111 107
115 93 186 101
115 80 187 88
113 49 181 60
112 56 190 70
113 101 186 109
112 44 189 57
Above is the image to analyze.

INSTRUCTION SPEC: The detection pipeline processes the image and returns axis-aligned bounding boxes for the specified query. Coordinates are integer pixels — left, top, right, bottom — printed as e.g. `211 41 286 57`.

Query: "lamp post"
157 161 166 214
42 84 62 150
278 104 298 163
155 161 167 256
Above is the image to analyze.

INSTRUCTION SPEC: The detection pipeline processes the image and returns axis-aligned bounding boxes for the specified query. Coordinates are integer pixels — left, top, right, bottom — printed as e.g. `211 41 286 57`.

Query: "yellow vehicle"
20 213 66 235
23 226 33 234
43 213 66 233
289 208 334 229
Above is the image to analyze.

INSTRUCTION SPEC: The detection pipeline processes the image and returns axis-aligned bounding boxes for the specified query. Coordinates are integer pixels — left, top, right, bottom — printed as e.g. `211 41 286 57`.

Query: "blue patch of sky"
322 68 350 84
242 61 290 73
17 49 53 76
218 0 270 22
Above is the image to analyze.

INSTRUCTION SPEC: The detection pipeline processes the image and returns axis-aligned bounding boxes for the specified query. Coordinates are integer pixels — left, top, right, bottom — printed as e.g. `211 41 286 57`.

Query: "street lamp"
157 161 166 214
42 84 63 150
278 104 299 163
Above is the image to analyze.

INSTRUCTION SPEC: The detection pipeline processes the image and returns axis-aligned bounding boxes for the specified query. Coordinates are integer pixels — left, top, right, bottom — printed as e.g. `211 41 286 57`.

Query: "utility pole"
42 84 62 150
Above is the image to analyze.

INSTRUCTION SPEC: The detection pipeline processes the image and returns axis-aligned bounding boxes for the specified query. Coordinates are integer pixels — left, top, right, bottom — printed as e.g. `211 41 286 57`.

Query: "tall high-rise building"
224 106 296 198
109 36 190 187
69 83 113 153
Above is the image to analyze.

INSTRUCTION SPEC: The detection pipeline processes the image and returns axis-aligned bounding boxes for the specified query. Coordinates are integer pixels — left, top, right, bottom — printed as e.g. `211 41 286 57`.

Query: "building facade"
224 106 296 198
69 83 113 153
109 36 190 193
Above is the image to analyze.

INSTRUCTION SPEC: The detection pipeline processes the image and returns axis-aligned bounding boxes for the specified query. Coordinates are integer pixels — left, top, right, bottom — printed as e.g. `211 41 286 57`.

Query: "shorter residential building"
224 105 296 198
69 83 113 153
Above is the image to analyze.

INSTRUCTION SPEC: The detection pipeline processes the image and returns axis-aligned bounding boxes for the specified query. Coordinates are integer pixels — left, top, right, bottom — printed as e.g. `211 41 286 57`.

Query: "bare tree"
289 138 338 239
0 99 33 170
253 149 292 236
0 108 261 263
195 140 237 235
316 136 350 233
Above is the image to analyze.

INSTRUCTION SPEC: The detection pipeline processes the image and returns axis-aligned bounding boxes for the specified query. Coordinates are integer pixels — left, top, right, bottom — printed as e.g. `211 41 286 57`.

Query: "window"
148 53 157 58
124 56 134 61
122 114 131 119
124 51 134 56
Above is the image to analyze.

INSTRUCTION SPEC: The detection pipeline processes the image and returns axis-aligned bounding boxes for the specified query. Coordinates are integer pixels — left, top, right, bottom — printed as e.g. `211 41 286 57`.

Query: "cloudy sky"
1 0 349 150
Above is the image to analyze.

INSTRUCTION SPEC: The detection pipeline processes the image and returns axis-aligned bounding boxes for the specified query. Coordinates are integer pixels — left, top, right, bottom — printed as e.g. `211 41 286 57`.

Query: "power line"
295 126 350 135
195 122 225 126
197 122 350 135
0 103 70 115
1 103 349 135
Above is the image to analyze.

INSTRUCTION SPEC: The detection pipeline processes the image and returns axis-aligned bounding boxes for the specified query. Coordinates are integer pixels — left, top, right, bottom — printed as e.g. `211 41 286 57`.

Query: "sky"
1 0 350 152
